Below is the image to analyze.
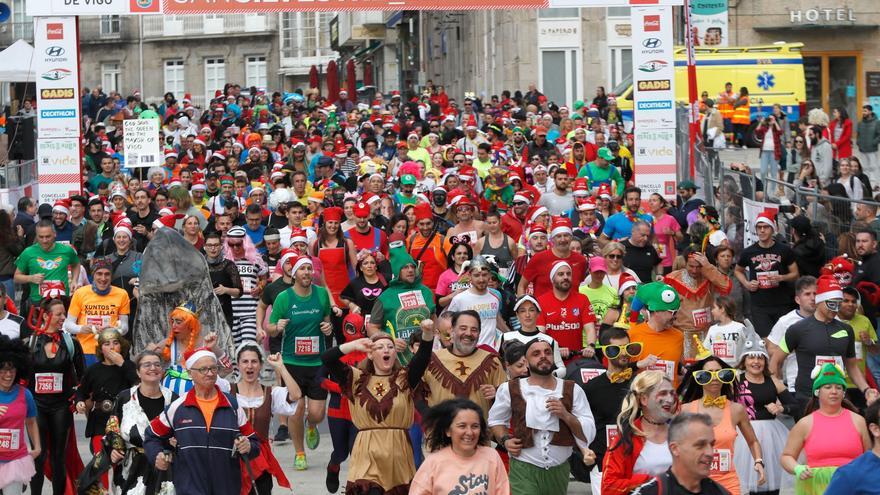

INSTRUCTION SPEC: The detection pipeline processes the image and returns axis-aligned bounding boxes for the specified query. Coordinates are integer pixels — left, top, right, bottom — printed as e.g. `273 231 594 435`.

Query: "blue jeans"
760 150 779 180
409 422 424 469
867 352 880 386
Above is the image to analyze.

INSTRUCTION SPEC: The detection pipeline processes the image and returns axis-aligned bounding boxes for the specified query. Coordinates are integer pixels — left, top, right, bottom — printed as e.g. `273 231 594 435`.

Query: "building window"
101 63 120 93
608 47 632 93
100 15 121 36
164 60 185 97
281 12 334 59
606 7 631 18
11 0 33 40
204 58 226 101
246 56 267 89
538 8 579 18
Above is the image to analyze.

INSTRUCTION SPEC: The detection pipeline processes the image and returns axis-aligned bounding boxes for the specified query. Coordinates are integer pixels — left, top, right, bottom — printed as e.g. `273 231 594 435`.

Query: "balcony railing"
142 14 273 38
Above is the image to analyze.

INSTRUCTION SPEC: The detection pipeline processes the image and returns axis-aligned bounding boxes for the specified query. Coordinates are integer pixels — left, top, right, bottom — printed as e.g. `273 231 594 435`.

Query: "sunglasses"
453 159 466 163
606 254 622 260
596 342 643 359
227 242 243 247
693 368 737 386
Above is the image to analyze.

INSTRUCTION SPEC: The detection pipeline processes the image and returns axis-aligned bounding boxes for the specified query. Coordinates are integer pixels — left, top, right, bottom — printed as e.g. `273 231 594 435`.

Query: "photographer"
755 113 784 183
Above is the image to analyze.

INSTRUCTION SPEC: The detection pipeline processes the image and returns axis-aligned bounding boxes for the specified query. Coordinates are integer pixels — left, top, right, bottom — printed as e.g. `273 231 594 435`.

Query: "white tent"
0 40 35 81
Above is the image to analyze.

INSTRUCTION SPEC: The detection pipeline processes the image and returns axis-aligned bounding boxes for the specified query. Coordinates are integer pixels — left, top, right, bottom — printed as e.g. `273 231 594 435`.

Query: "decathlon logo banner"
35 17 81 139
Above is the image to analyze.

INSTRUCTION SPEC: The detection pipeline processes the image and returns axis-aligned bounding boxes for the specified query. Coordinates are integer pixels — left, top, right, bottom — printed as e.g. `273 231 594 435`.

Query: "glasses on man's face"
596 342 643 359
693 368 736 386
454 159 466 164
205 243 221 249
228 242 243 248
191 366 219 375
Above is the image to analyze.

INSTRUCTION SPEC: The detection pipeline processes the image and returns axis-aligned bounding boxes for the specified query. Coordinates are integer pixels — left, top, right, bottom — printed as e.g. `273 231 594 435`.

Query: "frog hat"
631 281 681 313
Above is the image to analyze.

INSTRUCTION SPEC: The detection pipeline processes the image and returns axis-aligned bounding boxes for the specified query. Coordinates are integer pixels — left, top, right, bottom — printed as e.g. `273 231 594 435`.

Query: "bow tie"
609 368 633 384
703 396 727 408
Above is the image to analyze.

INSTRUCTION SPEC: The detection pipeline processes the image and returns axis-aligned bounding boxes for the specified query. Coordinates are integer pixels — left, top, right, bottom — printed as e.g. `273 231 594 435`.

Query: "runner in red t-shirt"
345 202 389 258
536 260 597 362
518 216 587 296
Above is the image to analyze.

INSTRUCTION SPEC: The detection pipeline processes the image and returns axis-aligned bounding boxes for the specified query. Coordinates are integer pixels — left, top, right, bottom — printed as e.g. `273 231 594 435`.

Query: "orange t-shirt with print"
69 286 131 354
629 322 684 386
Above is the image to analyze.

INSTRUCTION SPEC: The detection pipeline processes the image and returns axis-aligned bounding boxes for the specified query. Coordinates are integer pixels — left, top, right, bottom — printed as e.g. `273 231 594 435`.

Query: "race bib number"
606 424 620 447
39 280 66 298
815 355 846 375
580 368 606 384
86 315 111 328
294 336 320 356
0 429 20 452
398 290 427 310
712 340 736 361
655 242 667 259
756 271 779 289
34 372 63 394
648 360 675 381
692 308 711 329
711 449 732 472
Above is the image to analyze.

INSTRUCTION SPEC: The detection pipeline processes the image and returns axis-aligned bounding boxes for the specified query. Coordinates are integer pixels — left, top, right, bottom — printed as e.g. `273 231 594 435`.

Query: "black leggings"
249 472 273 495
31 406 72 495
328 415 358 465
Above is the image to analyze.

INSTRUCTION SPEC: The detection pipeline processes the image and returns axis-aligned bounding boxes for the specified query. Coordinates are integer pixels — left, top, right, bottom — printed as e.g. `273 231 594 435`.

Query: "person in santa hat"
455 114 488 159
405 203 448 291
772 274 879 416
50 199 75 244
518 216 588 297
444 196 486 251
734 211 799 339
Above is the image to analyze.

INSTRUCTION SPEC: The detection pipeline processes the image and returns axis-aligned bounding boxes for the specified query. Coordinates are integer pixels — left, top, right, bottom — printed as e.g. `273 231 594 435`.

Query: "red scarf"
37 329 62 353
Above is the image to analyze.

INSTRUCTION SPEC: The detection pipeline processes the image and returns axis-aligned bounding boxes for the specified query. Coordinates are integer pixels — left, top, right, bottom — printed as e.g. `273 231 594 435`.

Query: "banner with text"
123 119 161 168
28 0 161 16
631 7 676 199
691 0 728 47
741 199 779 248
34 17 81 139
37 138 82 204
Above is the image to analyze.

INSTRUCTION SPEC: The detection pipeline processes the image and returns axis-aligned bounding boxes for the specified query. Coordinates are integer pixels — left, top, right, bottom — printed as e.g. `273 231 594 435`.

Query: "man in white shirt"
447 256 509 349
767 276 817 391
489 339 596 495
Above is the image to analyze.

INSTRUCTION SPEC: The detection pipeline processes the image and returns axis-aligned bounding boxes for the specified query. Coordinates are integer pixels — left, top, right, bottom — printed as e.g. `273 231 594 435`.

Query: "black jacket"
792 235 826 278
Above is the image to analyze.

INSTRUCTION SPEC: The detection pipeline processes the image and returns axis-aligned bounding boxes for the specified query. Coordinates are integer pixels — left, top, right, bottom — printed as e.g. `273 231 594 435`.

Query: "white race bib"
0 429 20 452
815 355 846 376
756 271 779 289
34 372 63 394
711 449 732 472
692 307 711 329
711 340 737 361
294 336 320 355
648 360 675 382
605 424 620 448
580 368 606 384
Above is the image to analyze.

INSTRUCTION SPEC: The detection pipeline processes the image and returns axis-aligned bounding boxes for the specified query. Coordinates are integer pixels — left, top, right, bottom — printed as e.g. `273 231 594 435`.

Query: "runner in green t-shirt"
267 254 332 470
14 220 81 305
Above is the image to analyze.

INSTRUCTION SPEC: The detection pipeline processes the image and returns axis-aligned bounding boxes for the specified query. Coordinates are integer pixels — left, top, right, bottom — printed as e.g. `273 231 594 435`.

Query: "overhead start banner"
29 0 682 14
631 7 676 200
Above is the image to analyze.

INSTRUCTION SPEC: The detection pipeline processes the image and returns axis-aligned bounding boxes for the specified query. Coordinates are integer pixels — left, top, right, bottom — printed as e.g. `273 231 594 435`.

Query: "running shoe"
273 424 290 444
326 463 341 492
294 452 307 471
306 420 320 450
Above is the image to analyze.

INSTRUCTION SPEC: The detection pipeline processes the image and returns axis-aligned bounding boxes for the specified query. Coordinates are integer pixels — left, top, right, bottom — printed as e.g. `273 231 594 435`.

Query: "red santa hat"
527 224 548 239
465 114 478 130
528 205 549 224
821 255 856 277
549 260 571 281
550 216 573 238
573 178 590 196
815 274 844 304
578 197 598 211
184 347 216 370
755 212 777 232
279 248 299 269
291 254 313 274
289 228 309 246
52 199 70 216
618 272 638 295
191 178 207 191
597 183 613 200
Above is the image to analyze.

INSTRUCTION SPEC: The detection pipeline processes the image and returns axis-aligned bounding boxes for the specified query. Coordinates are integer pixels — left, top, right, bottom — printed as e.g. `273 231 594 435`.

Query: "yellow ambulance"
613 42 806 137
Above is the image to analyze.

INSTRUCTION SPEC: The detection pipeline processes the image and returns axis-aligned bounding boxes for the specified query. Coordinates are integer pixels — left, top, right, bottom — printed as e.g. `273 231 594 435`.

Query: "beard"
529 360 554 376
